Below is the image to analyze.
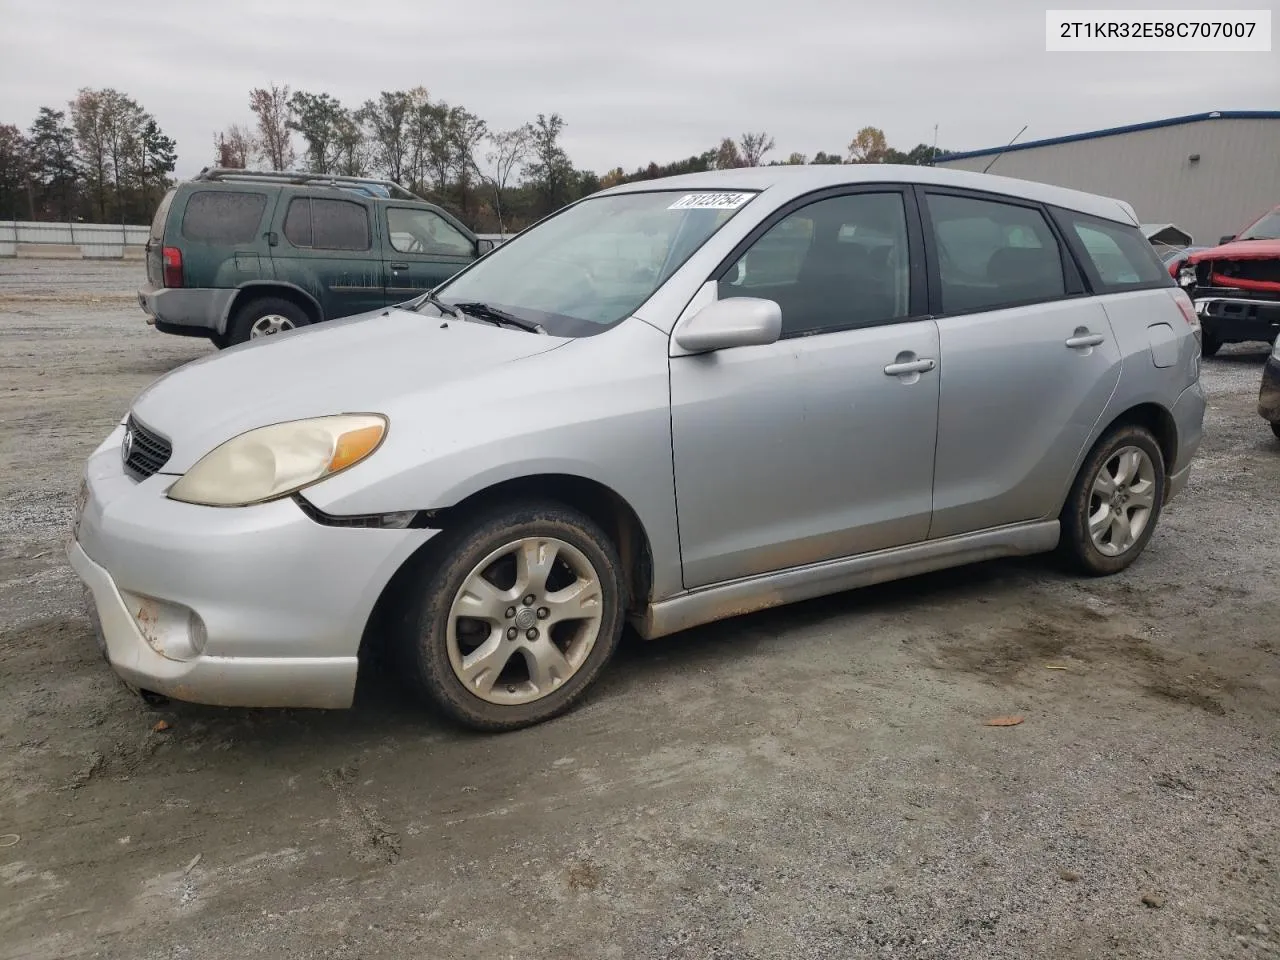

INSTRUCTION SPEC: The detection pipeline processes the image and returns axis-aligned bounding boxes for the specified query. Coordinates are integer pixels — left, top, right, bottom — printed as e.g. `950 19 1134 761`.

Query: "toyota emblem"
121 427 134 464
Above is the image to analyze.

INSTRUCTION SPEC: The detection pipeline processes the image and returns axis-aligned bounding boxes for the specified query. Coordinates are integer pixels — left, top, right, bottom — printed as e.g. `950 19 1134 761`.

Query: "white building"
936 111 1280 246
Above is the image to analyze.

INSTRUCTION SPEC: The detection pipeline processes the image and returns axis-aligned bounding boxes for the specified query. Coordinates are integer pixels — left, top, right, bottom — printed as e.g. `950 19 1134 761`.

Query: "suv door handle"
390 262 409 271
884 358 936 376
1065 332 1105 348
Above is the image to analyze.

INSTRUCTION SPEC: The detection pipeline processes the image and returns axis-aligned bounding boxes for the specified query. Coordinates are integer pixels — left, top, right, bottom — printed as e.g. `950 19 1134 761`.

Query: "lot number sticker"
668 192 753 210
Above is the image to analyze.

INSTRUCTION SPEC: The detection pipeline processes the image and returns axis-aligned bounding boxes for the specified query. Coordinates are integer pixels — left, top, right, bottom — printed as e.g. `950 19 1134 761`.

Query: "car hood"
130 307 570 472
1187 239 1280 263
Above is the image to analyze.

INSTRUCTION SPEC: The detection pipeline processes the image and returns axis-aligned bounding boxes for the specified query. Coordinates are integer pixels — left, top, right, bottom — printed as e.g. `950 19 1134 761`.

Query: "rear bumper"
1194 292 1280 344
1260 355 1280 424
138 284 234 334
1166 379 1205 505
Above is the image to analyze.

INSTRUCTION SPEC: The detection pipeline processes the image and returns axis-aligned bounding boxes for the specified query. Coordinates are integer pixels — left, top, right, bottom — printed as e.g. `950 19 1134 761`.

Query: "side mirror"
674 297 782 353
1219 234 1235 245
475 238 495 255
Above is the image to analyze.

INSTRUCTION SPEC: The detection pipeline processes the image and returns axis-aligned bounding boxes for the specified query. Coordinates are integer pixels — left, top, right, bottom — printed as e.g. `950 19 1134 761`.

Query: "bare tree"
447 107 487 216
214 123 254 167
249 84 295 170
478 126 530 234
739 131 775 167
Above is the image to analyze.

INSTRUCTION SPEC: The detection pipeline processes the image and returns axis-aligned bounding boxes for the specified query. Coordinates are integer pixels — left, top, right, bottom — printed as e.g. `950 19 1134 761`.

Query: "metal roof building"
935 111 1280 246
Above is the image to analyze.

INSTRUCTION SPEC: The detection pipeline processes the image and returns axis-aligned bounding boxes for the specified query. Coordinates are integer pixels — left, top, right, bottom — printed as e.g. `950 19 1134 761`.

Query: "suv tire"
1059 424 1166 576
1199 330 1222 357
398 501 626 732
224 296 311 348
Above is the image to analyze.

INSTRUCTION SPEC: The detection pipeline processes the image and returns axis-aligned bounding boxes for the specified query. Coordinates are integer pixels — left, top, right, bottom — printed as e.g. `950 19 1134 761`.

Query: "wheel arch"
1060 401 1179 517
358 472 657 667
223 282 323 334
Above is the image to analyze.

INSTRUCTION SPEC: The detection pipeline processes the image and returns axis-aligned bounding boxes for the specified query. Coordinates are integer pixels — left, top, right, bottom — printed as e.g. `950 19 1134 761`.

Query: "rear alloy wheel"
1059 426 1166 576
400 502 625 731
225 296 311 347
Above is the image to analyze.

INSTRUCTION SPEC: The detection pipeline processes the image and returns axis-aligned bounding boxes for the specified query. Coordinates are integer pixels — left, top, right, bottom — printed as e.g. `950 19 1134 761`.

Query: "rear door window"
1052 209 1173 292
283 197 371 251
180 190 268 244
923 193 1066 314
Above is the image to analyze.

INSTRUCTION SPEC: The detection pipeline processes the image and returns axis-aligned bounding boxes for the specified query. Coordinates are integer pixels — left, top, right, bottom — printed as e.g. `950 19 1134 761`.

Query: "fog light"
120 591 207 661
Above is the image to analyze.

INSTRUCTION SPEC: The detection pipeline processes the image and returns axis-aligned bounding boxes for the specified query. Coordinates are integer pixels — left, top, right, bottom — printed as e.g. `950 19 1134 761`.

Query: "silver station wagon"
68 165 1206 731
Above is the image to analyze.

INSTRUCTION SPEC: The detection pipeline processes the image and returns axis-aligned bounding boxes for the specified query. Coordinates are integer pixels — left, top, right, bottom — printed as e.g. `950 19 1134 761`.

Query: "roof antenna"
982 124 1028 174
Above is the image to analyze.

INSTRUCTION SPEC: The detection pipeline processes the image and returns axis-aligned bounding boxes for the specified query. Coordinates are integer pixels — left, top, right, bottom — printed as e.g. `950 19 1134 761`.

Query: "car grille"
122 415 172 480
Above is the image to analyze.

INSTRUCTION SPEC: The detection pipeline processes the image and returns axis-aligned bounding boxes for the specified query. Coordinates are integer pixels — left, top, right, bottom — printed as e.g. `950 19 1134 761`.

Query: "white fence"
0 221 150 259
2 221 508 259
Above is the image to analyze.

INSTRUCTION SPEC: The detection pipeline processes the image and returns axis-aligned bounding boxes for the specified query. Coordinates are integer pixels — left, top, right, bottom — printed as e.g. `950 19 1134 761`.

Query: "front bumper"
66 423 435 709
1260 355 1280 424
1194 290 1280 344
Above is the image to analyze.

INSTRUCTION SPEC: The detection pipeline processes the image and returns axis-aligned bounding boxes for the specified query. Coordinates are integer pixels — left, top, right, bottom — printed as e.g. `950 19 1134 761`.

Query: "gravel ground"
1 259 1278 960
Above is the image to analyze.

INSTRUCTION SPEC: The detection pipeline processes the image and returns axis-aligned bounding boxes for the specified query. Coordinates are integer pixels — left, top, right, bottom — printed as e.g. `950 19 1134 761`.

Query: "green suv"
138 168 495 348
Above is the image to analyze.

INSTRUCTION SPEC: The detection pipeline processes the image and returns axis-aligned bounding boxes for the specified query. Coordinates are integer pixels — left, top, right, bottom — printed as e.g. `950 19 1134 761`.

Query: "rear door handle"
1065 333 1105 348
884 358 936 376
390 262 409 271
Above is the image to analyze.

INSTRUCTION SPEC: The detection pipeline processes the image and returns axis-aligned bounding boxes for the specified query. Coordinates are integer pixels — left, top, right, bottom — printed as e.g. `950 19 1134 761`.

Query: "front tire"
1271 421 1280 440
1059 425 1166 576
1199 330 1222 358
399 502 626 731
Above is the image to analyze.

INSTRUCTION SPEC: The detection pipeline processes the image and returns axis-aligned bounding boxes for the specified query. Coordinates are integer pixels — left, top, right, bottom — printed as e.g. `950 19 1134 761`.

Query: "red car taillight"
162 246 183 288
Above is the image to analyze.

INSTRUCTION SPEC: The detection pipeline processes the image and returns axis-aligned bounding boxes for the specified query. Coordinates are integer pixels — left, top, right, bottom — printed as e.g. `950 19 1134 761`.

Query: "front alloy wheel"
400 502 626 731
447 537 604 705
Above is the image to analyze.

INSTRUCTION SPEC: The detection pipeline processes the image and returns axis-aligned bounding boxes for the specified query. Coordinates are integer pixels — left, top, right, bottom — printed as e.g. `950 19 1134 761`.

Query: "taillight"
1171 287 1202 343
162 246 183 288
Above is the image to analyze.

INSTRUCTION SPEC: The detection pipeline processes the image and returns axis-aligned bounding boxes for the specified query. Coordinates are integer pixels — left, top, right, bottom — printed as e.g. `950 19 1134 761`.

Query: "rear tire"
1199 331 1222 358
226 296 311 347
397 501 626 732
1271 421 1280 440
1059 425 1166 576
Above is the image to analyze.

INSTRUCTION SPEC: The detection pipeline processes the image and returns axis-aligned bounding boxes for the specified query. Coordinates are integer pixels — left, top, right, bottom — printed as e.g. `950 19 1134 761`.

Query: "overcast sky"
1 0 1276 178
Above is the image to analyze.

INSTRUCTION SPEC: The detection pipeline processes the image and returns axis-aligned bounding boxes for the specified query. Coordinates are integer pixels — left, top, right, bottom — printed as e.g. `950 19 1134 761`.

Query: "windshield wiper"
454 301 546 335
407 289 458 317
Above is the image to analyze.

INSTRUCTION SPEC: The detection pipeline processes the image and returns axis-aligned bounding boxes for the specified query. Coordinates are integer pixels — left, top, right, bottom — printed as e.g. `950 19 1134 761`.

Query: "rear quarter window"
181 190 269 245
1052 208 1173 293
150 188 177 241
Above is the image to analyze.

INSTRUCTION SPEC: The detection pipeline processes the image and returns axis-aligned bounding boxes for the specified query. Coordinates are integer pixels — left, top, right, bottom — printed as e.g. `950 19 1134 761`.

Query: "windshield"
1238 210 1280 241
428 189 755 336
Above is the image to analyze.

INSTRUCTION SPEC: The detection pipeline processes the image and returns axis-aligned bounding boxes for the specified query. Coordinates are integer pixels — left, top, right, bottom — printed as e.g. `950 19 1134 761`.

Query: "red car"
1177 205 1280 356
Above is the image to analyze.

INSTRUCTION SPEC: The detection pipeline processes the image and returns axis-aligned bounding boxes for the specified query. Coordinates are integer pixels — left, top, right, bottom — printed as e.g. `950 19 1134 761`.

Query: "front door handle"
1065 332 1105 348
390 262 409 271
884 358 936 376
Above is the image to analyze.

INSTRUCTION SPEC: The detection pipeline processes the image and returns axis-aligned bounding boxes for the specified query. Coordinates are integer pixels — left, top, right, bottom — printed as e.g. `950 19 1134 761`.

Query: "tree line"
0 90 177 225
1 84 949 233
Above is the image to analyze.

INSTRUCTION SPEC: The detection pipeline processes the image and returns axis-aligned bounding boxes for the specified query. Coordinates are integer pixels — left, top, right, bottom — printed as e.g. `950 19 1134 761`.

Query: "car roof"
594 164 1140 226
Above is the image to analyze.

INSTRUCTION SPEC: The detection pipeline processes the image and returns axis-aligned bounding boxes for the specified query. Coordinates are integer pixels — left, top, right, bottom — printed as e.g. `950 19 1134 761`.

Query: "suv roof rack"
192 167 425 202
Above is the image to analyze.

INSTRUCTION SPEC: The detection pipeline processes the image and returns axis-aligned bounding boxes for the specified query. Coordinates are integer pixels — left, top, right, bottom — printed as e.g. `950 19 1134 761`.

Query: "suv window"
719 192 911 337
150 188 177 242
387 208 473 256
180 190 268 245
1054 209 1171 291
283 197 371 251
925 193 1065 314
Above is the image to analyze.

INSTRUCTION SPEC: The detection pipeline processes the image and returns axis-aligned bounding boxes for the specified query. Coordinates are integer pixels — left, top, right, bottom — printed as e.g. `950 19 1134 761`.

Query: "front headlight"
1178 264 1197 287
167 414 387 507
